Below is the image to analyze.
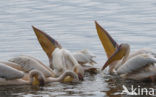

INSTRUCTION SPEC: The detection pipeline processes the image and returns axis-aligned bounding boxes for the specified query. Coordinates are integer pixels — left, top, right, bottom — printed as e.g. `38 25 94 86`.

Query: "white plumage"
0 63 24 80
0 61 79 86
117 54 156 75
7 55 80 83
73 49 96 65
0 63 41 86
52 48 84 77
8 55 55 77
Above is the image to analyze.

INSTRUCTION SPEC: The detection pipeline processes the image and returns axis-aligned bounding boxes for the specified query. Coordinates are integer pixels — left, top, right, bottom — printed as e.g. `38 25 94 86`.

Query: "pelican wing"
27 56 55 77
117 54 156 74
8 55 55 77
32 26 62 60
0 63 24 80
73 49 96 65
121 65 156 80
129 49 156 59
0 61 23 71
95 21 118 58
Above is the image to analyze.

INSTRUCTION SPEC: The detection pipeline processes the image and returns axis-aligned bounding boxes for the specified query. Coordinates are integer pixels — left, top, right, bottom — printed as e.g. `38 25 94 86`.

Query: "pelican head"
29 69 46 87
32 26 62 69
73 65 84 81
102 43 130 70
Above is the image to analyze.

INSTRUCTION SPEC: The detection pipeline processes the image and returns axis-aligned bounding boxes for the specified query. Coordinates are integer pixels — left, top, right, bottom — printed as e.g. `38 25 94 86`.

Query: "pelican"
0 63 78 86
95 21 156 81
8 55 79 82
32 26 97 80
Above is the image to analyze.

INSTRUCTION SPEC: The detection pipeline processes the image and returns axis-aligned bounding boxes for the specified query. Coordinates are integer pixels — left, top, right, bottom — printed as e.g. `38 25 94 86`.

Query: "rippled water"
0 0 156 97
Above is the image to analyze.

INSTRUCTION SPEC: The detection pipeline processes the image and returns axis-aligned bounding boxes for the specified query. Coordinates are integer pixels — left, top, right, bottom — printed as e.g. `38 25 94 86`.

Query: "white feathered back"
73 49 96 65
8 55 55 77
0 63 24 80
117 54 156 74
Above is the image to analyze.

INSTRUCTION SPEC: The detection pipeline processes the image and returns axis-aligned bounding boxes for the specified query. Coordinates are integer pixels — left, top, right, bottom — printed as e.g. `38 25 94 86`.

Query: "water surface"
0 0 156 97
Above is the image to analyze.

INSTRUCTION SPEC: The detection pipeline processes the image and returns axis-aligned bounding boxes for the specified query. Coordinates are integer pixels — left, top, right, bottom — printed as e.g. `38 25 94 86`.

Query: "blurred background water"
0 0 156 97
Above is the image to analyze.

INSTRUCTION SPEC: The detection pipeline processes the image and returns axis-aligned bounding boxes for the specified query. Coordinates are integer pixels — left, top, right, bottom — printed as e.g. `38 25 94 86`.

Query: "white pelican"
95 21 156 81
32 26 97 80
102 44 156 81
8 55 79 83
0 62 79 86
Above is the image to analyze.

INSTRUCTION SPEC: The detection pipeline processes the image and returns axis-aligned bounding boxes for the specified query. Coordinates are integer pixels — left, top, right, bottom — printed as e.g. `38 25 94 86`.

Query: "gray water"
0 0 156 97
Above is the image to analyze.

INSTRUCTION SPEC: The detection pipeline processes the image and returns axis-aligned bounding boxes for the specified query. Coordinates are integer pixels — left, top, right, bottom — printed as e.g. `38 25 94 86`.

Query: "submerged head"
62 70 80 83
102 43 130 70
73 65 84 81
29 69 46 87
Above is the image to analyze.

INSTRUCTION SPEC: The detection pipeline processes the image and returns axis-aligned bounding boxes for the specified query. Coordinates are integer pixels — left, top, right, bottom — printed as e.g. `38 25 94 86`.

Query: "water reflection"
103 74 156 97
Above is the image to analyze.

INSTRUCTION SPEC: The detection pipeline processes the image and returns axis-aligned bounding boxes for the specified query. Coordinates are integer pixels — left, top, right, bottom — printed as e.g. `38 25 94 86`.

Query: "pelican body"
95 21 156 81
0 61 79 86
8 55 80 83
